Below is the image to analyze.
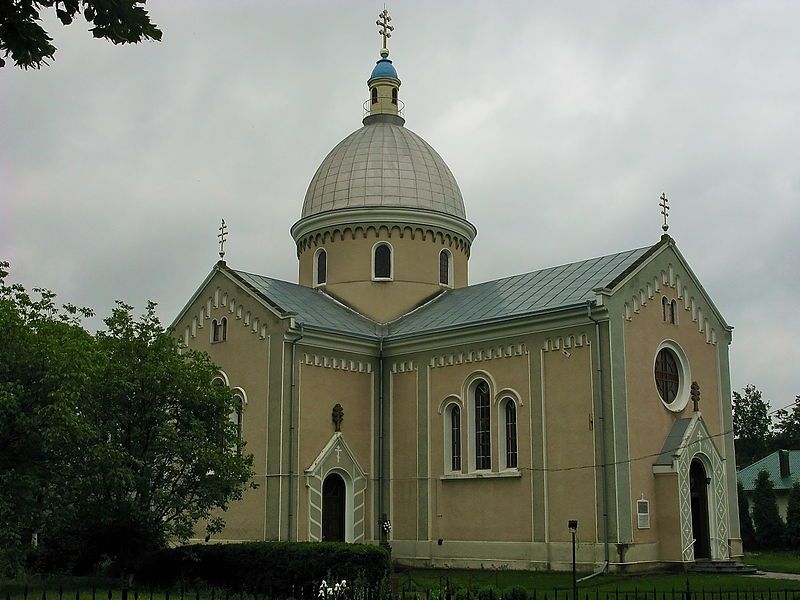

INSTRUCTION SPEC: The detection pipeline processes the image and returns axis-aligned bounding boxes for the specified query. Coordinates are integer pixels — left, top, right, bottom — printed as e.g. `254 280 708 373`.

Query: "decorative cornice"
179 281 270 345
541 333 589 352
302 352 373 373
622 262 719 346
428 343 526 369
290 206 477 245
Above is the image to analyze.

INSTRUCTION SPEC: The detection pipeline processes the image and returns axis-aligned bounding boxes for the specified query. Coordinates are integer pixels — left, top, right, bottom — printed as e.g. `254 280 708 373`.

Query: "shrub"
136 541 389 597
737 481 756 550
751 470 785 549
786 481 800 547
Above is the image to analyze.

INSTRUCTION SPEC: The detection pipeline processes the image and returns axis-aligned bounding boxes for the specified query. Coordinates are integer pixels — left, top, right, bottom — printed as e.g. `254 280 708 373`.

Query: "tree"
773 396 800 450
0 262 255 573
0 261 97 571
786 481 800 548
732 385 772 467
751 470 785 549
737 481 756 550
0 0 161 69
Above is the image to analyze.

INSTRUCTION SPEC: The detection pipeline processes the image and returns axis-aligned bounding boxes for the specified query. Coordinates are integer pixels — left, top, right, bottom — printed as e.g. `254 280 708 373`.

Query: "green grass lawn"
744 552 800 575
397 568 800 595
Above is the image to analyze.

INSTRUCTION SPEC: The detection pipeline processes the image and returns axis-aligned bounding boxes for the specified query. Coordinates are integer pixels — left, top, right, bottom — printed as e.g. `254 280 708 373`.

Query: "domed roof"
301 122 466 219
370 57 398 80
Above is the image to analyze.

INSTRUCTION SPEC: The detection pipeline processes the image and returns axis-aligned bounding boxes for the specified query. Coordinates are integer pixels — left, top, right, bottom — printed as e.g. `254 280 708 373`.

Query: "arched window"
474 380 491 470
373 243 392 280
391 87 398 105
502 399 518 469
211 319 220 342
655 348 680 404
662 297 678 324
231 392 244 442
450 405 461 471
670 299 678 324
439 249 451 286
662 297 669 322
315 248 327 286
371 87 378 105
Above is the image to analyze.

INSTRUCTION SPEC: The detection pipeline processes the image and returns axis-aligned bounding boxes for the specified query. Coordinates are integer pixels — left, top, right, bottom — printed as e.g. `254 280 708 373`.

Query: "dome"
370 57 398 80
301 122 467 219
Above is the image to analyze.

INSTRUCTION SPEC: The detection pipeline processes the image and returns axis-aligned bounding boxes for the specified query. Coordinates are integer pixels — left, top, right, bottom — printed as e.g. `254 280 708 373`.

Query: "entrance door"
322 473 346 542
690 459 711 559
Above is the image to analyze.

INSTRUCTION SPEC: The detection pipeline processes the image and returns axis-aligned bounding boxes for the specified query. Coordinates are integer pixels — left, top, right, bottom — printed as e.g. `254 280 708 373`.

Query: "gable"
599 237 732 345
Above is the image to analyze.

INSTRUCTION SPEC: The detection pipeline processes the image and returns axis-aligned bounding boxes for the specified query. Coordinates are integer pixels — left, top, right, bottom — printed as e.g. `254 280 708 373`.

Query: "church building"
173 12 742 570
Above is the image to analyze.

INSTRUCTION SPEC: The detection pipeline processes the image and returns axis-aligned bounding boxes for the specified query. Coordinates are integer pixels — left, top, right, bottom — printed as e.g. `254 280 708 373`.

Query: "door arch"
690 458 711 559
322 472 346 542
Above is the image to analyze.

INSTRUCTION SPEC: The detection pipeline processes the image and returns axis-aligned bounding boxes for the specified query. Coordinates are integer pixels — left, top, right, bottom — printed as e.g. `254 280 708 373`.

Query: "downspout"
287 321 304 541
377 328 386 542
581 300 610 580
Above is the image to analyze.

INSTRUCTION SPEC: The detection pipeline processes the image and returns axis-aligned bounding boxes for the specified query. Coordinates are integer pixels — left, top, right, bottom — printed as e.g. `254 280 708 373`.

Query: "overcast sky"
2 1 798 412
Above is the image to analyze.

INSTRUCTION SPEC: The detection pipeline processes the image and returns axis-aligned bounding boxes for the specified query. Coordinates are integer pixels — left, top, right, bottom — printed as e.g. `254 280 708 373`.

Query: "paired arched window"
211 317 227 343
439 249 451 286
314 248 327 286
373 243 392 280
501 398 518 469
474 380 491 470
662 296 678 324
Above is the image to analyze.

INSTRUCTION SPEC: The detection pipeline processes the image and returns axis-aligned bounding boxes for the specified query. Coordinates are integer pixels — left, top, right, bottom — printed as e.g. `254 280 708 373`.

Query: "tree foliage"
0 262 254 573
786 481 800 548
737 480 756 551
751 470 785 549
773 396 800 451
0 0 161 69
732 384 772 467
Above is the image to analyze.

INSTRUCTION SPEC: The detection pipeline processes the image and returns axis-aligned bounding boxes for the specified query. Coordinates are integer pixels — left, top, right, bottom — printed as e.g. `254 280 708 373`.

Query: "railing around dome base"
363 98 405 119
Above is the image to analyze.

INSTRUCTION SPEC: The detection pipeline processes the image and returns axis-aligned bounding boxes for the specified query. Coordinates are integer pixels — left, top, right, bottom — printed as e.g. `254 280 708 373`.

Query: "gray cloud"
2 1 798 408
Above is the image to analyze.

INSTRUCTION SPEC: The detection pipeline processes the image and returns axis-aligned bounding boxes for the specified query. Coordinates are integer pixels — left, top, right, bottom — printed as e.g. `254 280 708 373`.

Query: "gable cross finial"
691 381 701 412
376 8 394 57
218 218 228 261
659 192 670 234
332 403 344 432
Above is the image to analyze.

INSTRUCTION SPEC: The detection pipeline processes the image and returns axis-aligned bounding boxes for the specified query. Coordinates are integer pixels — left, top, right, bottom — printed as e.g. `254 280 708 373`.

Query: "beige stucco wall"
296 360 374 541
654 473 681 561
175 270 283 541
297 227 468 322
542 345 598 544
391 370 419 540
427 356 533 543
624 285 723 546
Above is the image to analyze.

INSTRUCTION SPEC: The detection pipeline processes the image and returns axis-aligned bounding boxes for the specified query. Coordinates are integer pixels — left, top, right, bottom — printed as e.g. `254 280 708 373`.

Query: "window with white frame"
637 498 650 529
500 397 518 469
444 403 462 472
372 242 393 280
314 248 327 286
231 391 244 443
474 380 491 470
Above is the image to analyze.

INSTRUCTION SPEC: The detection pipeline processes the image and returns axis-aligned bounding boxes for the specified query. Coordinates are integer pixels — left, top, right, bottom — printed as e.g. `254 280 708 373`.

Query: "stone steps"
687 560 760 575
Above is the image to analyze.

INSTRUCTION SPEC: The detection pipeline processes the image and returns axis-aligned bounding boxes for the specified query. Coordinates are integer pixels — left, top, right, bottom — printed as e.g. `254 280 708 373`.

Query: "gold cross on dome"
376 8 394 54
218 218 228 260
659 192 670 233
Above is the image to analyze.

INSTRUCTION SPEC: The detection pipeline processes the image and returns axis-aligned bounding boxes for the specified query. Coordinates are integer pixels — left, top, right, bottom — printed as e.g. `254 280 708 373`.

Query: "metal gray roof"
654 418 693 466
386 246 651 338
301 122 466 219
229 245 651 340
232 270 379 339
737 450 800 491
